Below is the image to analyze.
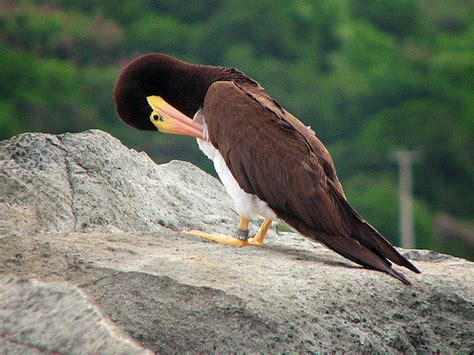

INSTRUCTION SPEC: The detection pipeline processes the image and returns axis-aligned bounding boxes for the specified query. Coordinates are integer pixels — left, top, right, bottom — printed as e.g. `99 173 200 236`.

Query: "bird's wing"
233 79 347 198
203 80 418 283
203 80 352 237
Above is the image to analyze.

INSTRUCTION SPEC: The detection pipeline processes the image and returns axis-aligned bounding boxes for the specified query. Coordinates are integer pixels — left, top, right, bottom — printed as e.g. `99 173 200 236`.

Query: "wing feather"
204 81 350 237
203 80 419 280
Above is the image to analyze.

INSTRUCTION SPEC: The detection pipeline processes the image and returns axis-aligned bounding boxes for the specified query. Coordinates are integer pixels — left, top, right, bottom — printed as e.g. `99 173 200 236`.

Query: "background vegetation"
1 0 472 259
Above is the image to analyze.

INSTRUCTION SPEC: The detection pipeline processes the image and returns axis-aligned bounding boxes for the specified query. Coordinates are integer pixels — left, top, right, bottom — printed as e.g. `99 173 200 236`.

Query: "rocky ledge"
0 130 472 352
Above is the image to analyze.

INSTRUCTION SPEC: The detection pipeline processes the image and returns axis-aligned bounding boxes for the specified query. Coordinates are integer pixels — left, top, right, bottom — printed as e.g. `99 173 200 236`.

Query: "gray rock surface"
0 276 148 353
0 130 235 235
1 130 473 352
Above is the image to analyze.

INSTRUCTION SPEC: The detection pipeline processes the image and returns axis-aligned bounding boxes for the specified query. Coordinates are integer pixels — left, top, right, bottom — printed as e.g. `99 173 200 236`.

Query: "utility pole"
390 150 421 249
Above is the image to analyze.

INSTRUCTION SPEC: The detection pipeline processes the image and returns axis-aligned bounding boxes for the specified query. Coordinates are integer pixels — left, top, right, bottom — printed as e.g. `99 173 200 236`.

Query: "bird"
113 53 420 284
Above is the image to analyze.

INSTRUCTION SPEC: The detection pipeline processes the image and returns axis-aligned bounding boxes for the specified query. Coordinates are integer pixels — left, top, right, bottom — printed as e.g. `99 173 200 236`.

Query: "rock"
0 276 149 353
0 130 236 235
1 130 473 352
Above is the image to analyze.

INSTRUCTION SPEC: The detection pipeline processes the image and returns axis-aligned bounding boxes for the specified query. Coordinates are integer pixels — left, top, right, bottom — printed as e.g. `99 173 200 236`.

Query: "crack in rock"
48 136 78 232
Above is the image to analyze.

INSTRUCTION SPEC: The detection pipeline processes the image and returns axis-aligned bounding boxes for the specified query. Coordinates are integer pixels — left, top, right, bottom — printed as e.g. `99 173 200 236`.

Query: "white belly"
193 110 277 219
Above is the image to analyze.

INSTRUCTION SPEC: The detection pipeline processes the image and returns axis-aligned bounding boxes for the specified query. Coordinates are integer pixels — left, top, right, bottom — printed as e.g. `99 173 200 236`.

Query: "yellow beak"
147 96 205 140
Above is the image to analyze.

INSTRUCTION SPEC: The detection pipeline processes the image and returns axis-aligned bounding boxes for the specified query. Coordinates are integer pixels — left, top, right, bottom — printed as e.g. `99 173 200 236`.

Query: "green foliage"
0 1 123 64
0 46 117 136
1 0 473 257
349 0 421 38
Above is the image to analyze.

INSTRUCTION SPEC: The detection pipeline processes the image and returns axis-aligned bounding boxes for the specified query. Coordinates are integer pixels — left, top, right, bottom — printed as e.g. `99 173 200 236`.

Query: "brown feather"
204 80 419 282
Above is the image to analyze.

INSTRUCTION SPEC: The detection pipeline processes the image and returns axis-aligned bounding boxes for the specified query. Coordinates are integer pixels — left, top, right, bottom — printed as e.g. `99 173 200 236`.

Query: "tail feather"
313 232 412 285
327 180 421 275
351 220 421 274
288 180 420 284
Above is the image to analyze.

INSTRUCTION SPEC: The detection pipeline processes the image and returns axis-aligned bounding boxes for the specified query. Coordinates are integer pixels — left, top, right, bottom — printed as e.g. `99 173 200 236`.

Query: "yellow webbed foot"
247 236 264 247
182 230 263 247
182 217 271 248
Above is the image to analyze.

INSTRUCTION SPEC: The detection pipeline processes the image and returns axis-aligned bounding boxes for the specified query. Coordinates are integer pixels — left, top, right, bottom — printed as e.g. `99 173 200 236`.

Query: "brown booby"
114 53 420 284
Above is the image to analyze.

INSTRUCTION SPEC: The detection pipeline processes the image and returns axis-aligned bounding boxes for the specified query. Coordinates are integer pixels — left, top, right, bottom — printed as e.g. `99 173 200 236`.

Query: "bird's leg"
247 218 272 246
182 216 271 247
235 216 250 240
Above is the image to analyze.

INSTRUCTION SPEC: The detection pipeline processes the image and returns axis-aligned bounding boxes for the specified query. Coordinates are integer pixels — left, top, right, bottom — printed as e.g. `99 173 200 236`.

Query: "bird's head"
113 53 211 139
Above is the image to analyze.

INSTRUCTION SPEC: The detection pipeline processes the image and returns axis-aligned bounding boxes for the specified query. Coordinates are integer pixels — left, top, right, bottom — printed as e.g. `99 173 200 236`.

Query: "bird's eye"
152 114 164 122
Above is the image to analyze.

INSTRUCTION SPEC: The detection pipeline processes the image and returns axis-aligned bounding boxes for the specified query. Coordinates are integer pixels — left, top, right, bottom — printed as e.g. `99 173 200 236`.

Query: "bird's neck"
161 61 256 118
160 63 218 118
